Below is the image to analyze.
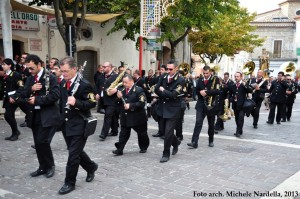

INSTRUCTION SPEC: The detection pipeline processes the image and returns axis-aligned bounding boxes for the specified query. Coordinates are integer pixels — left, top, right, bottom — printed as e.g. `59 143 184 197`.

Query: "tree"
189 7 264 64
28 0 89 44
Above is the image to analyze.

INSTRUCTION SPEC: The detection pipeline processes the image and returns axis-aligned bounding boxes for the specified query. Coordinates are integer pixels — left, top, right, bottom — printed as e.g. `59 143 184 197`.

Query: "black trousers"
192 107 215 144
157 116 165 136
175 108 185 139
286 103 294 120
64 135 96 186
162 118 179 157
32 110 56 171
18 103 29 122
100 105 119 136
234 109 245 135
281 103 287 121
215 104 225 130
97 98 104 112
251 99 263 126
268 102 283 123
4 104 19 135
115 123 149 151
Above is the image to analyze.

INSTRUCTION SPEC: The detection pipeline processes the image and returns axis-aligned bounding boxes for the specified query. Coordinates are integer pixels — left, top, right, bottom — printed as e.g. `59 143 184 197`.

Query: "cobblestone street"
1 95 300 199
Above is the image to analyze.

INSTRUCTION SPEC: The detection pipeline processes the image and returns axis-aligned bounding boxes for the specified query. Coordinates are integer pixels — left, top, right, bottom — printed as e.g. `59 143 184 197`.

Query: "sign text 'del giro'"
0 11 39 31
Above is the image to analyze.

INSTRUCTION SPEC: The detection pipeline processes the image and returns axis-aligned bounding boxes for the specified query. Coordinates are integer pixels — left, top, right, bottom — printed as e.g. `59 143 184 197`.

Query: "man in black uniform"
96 62 119 140
187 65 221 148
112 75 149 155
152 65 167 138
20 54 61 178
228 72 253 137
1 58 23 141
267 72 289 125
283 74 298 122
214 72 234 132
57 57 98 195
249 70 268 128
155 60 184 163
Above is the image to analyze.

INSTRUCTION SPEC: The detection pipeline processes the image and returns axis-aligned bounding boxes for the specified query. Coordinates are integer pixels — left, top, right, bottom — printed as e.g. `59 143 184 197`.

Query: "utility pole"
0 0 13 59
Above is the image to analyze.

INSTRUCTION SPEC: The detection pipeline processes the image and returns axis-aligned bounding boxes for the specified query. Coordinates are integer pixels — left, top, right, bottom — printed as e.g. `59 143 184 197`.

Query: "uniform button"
65 111 68 113
65 118 68 121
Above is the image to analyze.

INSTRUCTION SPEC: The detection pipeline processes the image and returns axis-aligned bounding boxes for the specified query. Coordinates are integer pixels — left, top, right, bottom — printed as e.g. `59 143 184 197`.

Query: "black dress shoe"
5 135 12 140
287 118 290 121
214 131 218 134
99 109 105 114
108 132 118 136
30 169 46 177
253 125 258 129
112 149 123 156
277 122 281 124
86 163 98 182
31 145 36 149
19 121 27 127
234 133 241 138
152 133 161 137
160 156 169 163
172 146 178 155
187 142 198 149
160 136 165 139
9 135 19 141
266 121 273 124
45 166 55 178
281 120 286 122
177 136 183 141
139 149 147 153
208 142 214 147
99 135 106 141
214 127 224 131
58 184 75 195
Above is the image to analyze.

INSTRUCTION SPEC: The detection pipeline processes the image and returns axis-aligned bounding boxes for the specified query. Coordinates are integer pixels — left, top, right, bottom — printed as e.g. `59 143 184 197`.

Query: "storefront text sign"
0 11 39 31
29 39 42 51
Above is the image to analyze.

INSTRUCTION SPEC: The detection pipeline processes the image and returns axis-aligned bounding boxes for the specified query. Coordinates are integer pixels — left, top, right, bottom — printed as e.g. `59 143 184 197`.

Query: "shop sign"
0 11 39 31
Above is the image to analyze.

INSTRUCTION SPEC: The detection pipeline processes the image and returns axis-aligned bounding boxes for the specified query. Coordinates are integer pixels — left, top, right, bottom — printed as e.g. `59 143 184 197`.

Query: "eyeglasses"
166 68 173 71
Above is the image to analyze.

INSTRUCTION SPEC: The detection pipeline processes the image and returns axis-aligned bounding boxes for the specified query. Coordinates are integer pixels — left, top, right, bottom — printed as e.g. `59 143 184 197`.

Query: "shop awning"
10 0 121 23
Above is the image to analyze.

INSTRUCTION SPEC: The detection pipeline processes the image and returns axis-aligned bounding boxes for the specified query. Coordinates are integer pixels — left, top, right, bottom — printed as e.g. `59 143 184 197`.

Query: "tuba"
178 63 190 76
279 62 296 75
242 61 255 75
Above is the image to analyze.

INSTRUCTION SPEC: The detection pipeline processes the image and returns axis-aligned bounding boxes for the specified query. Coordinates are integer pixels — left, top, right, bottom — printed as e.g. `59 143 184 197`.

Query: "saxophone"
107 69 127 96
206 76 216 109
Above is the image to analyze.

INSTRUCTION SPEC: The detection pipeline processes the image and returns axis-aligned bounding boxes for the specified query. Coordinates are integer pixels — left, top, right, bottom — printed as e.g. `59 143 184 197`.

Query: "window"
273 40 282 58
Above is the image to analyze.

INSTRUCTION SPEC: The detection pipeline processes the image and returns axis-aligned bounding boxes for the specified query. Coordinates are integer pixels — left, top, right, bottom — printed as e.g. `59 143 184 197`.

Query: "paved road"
0 95 300 199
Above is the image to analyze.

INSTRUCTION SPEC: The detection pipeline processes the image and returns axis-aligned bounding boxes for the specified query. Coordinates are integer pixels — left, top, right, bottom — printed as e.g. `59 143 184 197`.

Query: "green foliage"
189 6 264 63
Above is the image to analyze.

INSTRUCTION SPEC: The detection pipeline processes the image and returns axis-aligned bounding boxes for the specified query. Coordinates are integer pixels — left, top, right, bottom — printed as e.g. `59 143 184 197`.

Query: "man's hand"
27 97 35 105
32 83 42 92
96 94 100 100
124 103 130 110
117 90 123 99
67 96 76 106
200 90 207 97
9 97 15 104
159 86 164 92
286 90 292 95
107 88 117 96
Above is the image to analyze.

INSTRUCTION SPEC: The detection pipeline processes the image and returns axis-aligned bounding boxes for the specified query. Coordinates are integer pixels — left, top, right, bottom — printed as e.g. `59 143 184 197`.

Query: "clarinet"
65 61 87 110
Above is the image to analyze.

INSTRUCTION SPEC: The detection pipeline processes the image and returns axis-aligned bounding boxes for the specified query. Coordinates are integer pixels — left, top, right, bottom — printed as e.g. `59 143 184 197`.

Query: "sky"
239 0 284 14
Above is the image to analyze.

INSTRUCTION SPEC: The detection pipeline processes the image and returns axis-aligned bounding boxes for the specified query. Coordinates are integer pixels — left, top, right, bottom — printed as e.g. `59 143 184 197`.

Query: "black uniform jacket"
269 80 289 104
249 77 268 101
18 69 61 128
95 72 118 106
195 75 221 111
60 76 96 136
228 81 253 110
2 71 23 108
119 85 147 127
154 72 185 119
